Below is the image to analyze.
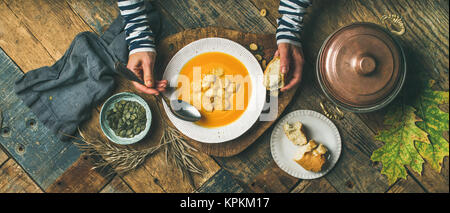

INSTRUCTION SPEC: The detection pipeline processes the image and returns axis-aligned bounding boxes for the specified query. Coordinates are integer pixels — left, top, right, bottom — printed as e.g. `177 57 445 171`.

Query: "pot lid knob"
355 56 376 75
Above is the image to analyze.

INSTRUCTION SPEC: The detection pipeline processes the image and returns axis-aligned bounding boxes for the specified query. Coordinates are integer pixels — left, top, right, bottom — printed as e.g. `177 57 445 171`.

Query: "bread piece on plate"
283 121 308 146
313 144 328 156
263 57 284 96
295 151 327 173
293 140 328 173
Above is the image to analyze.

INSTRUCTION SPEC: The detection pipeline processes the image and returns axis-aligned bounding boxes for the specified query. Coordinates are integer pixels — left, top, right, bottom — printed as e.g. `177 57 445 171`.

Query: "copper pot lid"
318 23 405 108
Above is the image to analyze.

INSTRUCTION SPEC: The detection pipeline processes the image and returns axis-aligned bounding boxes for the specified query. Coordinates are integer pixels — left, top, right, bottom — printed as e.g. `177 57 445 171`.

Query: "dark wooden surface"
0 0 448 193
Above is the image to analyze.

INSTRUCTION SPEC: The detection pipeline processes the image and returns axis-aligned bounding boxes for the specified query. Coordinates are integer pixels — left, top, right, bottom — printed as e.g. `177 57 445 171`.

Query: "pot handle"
320 100 344 120
381 14 405 36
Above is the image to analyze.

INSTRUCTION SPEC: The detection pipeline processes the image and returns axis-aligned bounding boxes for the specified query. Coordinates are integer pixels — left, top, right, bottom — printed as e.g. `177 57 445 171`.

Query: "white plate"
270 110 341 179
162 38 266 143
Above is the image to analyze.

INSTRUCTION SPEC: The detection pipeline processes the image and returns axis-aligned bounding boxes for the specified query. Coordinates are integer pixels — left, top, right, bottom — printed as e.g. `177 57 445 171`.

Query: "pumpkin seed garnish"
106 100 146 138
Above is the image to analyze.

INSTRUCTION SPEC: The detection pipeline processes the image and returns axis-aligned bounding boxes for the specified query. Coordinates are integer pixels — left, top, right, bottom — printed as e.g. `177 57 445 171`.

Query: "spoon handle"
114 62 146 85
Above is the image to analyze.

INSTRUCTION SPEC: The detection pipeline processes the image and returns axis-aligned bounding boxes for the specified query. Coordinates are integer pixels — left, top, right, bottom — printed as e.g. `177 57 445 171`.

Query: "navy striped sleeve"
118 0 156 54
277 0 312 47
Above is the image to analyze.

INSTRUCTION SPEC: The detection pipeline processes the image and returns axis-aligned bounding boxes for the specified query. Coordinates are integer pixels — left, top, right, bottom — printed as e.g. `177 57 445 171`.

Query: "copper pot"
317 23 406 113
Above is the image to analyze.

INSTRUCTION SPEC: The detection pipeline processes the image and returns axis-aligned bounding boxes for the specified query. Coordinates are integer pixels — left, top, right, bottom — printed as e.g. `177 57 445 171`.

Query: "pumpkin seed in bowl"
106 100 147 138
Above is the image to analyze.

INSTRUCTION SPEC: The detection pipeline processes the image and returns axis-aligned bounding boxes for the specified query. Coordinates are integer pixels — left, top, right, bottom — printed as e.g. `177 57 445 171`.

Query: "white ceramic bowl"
162 38 266 143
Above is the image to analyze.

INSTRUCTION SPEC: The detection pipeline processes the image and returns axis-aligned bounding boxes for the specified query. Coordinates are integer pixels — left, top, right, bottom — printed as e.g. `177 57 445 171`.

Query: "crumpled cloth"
14 3 160 140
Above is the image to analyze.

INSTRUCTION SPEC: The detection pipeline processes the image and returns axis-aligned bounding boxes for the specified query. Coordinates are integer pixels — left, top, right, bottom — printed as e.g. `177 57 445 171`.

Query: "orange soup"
177 52 252 128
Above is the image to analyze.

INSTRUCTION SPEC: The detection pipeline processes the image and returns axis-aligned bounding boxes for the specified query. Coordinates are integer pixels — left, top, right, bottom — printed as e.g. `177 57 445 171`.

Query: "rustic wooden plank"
302 0 449 91
0 48 82 189
213 127 305 193
214 130 273 185
1 0 140 193
46 154 113 193
156 0 275 34
299 0 449 192
196 169 245 193
67 0 183 41
120 163 165 193
100 176 134 193
0 0 55 72
4 0 93 60
62 0 184 193
80 77 221 193
387 177 426 193
0 148 9 166
277 63 392 192
0 159 42 193
245 161 299 193
291 178 338 193
66 0 119 35
248 0 280 27
155 0 303 192
407 161 449 193
63 2 226 192
155 3 185 39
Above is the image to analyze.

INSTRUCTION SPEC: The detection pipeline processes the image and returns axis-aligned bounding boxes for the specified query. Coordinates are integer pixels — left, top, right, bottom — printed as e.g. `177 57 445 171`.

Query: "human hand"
127 51 167 95
274 43 305 92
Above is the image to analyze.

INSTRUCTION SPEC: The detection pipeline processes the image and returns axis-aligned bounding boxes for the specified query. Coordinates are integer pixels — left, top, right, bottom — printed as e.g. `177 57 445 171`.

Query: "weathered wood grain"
0 49 82 189
156 2 386 191
245 161 299 193
156 0 275 34
66 0 119 35
300 0 449 192
155 2 185 39
0 0 446 193
291 178 338 193
46 154 113 193
156 0 329 193
100 176 134 193
248 0 281 27
80 76 221 192
1 0 133 193
282 62 393 192
0 0 55 72
4 0 92 60
196 169 245 193
213 126 306 193
65 0 184 51
406 162 449 193
0 159 42 193
120 163 165 193
303 0 449 91
0 148 8 166
387 177 426 193
61 0 188 193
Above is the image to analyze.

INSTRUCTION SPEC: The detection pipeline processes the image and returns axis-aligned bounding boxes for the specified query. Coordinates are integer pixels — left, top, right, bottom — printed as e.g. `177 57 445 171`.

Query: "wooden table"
0 0 448 193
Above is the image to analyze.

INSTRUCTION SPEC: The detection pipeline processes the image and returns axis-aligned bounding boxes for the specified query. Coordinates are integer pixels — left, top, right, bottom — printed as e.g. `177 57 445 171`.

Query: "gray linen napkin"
14 3 161 140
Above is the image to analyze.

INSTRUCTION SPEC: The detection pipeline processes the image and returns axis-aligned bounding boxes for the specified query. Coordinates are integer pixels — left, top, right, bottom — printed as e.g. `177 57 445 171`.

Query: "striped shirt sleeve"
277 0 312 47
118 0 156 55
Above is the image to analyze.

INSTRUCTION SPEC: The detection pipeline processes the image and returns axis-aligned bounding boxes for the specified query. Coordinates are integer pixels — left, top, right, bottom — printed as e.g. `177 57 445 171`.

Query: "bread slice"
263 57 284 96
283 121 308 146
295 151 327 173
293 140 318 161
293 140 328 172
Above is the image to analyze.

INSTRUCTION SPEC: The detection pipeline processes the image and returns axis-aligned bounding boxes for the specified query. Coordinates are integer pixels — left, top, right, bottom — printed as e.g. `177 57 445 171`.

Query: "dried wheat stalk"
72 96 204 189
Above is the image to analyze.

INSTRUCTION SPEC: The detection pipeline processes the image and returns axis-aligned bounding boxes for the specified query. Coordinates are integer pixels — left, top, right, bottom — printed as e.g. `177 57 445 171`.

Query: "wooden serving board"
80 27 297 159
156 27 298 157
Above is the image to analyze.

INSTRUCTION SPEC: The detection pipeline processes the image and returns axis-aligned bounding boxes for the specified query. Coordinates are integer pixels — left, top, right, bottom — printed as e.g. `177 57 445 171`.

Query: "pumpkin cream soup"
177 52 252 128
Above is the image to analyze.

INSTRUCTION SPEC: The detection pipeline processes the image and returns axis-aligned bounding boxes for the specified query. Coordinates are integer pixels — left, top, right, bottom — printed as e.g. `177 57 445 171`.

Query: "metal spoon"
114 62 202 122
